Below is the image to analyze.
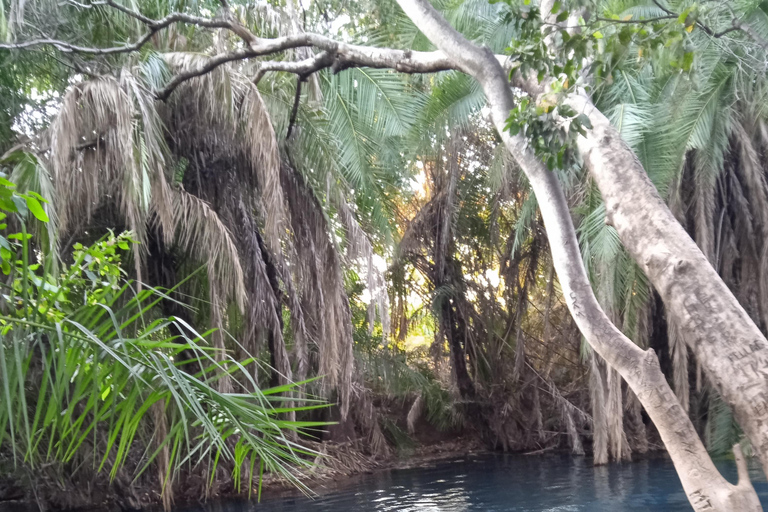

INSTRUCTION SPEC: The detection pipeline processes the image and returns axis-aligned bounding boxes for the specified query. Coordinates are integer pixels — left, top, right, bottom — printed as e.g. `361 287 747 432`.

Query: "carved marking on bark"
689 490 715 510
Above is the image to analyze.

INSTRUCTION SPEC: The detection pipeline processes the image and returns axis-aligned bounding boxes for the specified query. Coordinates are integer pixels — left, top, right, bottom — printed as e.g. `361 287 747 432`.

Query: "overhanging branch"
0 7 236 54
156 35 459 99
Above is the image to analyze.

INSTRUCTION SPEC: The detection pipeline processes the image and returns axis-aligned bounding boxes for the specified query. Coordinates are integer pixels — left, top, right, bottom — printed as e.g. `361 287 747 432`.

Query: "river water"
181 453 768 511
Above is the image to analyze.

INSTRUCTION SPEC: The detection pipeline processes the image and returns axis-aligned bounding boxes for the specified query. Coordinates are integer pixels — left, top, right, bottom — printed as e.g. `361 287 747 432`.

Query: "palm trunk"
441 297 476 399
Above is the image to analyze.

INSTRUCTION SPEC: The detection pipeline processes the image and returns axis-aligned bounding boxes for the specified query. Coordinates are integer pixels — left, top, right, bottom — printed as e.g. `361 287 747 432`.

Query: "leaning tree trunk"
512 57 768 476
563 92 768 476
516 0 768 477
394 0 761 509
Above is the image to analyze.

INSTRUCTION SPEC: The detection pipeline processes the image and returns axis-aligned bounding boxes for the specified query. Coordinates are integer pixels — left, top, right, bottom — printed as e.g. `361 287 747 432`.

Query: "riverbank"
0 437 487 512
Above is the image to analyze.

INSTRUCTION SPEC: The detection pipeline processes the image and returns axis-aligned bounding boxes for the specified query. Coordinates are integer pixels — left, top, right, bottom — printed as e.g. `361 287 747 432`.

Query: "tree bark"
394 0 761 509
563 92 768 477
504 1 768 473
506 7 768 463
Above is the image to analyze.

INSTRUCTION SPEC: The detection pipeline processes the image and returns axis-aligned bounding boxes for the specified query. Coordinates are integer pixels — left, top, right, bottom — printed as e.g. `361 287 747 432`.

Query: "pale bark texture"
567 92 768 477
393 0 761 509
508 21 768 465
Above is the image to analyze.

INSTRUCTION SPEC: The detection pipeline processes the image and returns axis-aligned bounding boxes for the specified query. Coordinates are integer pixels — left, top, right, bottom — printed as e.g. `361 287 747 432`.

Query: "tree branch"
0 8 235 54
156 35 457 100
0 0 473 100
653 0 768 50
286 76 302 139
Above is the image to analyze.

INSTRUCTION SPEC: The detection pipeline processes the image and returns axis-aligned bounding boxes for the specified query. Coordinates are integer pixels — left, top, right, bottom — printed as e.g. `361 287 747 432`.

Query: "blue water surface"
184 453 768 511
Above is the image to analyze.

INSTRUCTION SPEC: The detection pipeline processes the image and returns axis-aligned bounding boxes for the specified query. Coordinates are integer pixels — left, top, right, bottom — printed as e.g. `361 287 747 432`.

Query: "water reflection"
177 453 768 511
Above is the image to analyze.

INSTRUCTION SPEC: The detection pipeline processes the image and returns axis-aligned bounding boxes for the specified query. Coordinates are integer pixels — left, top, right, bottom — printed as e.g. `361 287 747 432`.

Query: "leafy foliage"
0 174 324 505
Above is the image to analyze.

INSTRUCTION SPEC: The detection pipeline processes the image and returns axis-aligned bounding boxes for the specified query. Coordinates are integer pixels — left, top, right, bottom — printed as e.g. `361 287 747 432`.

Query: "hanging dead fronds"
407 394 424 435
171 189 247 311
334 188 391 338
281 161 356 418
241 83 289 255
49 76 134 233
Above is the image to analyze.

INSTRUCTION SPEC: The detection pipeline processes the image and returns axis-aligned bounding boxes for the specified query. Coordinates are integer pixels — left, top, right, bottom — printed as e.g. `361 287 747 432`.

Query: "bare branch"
653 0 768 50
156 36 457 100
61 0 106 9
286 76 302 139
594 15 676 24
259 50 334 76
1 0 462 101
0 9 234 54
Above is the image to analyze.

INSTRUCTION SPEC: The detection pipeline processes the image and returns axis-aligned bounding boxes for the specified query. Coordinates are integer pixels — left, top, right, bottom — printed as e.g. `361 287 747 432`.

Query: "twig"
286 76 302 139
595 15 675 25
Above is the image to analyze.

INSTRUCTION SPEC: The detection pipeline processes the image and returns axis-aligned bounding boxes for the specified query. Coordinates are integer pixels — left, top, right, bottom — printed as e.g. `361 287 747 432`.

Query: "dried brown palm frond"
322 244 355 417
47 72 171 283
562 406 584 455
159 55 296 376
348 382 391 458
231 198 281 349
163 52 238 132
606 365 630 461
280 161 355 418
170 188 246 311
334 188 391 338
406 393 424 435
241 83 289 256
692 152 718 263
540 375 590 456
49 76 133 233
160 54 305 355
397 192 443 261
731 121 768 331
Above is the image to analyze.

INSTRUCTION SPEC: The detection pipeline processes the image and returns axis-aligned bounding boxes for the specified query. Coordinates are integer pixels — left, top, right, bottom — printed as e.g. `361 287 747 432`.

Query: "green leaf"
619 27 633 46
10 196 24 214
576 113 593 130
682 52 694 71
593 31 603 39
25 191 48 203
556 10 569 23
25 196 49 223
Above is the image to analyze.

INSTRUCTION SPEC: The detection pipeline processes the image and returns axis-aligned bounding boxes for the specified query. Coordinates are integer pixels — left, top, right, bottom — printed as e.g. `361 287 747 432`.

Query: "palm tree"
2 0 408 423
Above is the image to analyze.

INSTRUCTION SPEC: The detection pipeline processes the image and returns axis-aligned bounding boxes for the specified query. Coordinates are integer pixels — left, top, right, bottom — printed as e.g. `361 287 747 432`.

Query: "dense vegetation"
1 0 768 510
